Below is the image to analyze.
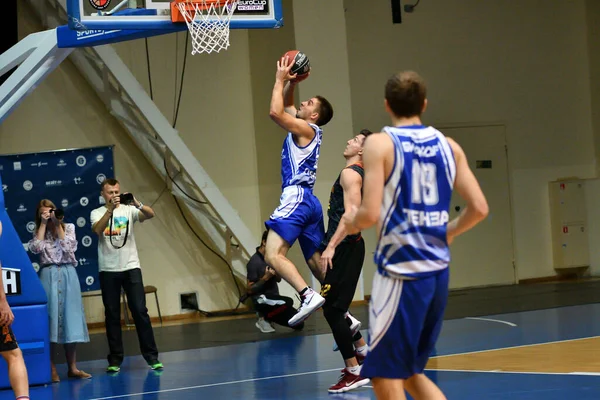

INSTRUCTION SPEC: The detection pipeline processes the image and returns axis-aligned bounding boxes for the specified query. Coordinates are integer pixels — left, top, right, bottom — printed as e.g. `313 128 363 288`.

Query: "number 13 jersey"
375 125 456 279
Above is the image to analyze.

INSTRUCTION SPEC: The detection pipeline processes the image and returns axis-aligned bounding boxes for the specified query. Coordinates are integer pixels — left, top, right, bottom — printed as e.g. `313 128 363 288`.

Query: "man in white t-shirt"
90 178 162 373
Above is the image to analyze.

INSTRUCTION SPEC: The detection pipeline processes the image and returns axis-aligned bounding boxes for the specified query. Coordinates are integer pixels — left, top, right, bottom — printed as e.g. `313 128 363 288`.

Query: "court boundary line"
432 335 600 359
426 368 600 376
87 367 342 400
464 317 517 327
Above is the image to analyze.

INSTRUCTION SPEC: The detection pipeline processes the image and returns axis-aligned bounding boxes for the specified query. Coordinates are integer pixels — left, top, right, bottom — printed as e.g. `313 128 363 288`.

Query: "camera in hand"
49 208 64 219
117 193 134 205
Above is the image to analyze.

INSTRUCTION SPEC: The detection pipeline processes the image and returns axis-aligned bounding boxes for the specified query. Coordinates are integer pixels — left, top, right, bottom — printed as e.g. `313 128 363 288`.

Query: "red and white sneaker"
328 368 370 393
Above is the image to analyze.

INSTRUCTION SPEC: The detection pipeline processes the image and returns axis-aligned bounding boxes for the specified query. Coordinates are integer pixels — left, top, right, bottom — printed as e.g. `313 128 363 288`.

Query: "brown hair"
385 71 427 118
359 129 374 139
315 95 334 126
101 178 119 191
34 199 65 232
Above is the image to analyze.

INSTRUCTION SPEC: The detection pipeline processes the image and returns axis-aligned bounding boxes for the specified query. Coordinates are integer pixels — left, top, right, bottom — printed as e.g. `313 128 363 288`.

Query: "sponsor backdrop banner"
0 146 115 292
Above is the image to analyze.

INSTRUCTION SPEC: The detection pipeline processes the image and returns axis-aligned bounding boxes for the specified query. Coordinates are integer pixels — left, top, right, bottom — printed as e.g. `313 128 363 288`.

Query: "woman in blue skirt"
28 199 91 382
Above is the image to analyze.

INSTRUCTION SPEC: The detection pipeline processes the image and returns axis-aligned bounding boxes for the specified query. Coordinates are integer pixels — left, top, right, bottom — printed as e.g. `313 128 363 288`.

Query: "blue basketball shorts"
361 267 450 380
265 186 325 260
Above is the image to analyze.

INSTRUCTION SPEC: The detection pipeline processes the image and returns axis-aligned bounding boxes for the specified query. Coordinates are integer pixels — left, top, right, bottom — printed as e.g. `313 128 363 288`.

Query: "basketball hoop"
171 0 238 55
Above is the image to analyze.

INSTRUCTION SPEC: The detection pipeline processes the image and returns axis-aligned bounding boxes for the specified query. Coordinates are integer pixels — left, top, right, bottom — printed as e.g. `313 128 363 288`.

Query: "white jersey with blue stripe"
280 123 323 190
375 125 456 278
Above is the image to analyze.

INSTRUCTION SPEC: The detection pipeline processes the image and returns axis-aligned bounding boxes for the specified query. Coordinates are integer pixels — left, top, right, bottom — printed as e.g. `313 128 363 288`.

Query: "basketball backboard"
67 0 282 30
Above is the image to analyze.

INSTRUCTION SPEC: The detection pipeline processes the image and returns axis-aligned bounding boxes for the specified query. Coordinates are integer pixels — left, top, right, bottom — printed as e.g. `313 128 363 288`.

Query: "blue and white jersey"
280 123 323 190
375 125 456 278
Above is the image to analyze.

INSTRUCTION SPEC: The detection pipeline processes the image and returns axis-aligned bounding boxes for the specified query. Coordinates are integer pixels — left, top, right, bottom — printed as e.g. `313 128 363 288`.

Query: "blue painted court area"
3 303 600 399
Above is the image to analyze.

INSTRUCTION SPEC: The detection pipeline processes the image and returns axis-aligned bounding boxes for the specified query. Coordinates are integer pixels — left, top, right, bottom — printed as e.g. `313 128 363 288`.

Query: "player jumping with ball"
265 52 334 327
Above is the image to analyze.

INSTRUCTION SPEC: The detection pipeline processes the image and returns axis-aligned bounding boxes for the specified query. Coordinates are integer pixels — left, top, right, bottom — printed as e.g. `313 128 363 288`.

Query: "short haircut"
385 71 427 118
315 95 334 126
101 178 119 190
359 129 374 138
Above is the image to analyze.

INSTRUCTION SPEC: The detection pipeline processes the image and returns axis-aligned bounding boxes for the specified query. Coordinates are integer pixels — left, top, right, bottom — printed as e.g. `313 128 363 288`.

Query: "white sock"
355 345 368 356
344 311 350 318
347 365 361 375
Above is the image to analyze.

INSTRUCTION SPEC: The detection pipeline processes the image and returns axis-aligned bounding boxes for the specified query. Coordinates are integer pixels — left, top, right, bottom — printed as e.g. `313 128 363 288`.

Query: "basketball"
283 50 310 83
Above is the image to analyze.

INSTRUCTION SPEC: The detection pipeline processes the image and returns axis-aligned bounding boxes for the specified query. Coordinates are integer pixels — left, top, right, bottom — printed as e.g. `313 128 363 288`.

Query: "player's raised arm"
446 137 489 243
269 55 316 141
283 81 298 116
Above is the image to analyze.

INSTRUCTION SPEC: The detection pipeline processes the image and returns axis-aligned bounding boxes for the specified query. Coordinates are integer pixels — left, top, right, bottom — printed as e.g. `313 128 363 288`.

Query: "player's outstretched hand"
276 55 297 82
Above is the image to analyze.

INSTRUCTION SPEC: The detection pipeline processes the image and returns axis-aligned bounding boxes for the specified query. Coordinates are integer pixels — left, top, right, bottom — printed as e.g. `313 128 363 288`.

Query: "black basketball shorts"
0 325 19 352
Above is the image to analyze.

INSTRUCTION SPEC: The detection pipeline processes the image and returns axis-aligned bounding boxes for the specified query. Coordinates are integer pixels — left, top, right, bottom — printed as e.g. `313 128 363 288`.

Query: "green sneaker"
149 362 163 370
106 365 121 373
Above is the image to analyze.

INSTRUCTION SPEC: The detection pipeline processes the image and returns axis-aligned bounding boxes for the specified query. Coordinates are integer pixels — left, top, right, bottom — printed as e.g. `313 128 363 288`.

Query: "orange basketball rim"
170 0 233 23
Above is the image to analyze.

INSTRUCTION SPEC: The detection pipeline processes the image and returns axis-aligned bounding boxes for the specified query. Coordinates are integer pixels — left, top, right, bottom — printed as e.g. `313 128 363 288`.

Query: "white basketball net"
176 0 238 55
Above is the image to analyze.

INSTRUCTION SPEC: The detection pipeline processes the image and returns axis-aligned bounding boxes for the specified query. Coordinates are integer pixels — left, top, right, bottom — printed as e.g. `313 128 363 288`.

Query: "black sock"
299 286 310 296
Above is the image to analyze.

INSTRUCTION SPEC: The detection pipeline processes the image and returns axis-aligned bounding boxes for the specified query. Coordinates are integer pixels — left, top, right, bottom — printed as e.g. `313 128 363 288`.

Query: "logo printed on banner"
0 146 114 292
32 262 40 272
46 180 63 187
26 221 36 233
81 236 92 247
96 173 106 184
86 276 95 286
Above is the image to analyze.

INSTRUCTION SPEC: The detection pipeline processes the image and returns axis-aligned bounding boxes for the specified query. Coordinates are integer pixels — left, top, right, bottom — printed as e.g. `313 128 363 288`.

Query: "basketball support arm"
0 31 73 125
0 17 186 122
